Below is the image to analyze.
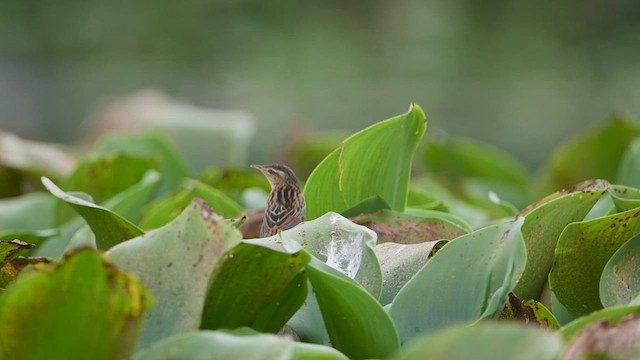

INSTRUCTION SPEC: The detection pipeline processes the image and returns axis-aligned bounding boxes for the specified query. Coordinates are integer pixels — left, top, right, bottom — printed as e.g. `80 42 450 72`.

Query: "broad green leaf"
499 293 559 329
405 208 472 232
407 187 448 211
133 330 348 360
251 271 309 333
351 209 468 244
340 195 390 218
549 206 640 316
303 104 426 219
42 177 144 250
0 248 152 360
0 131 76 184
563 313 640 360
0 192 55 231
514 180 608 300
423 135 532 208
391 323 563 360
540 116 640 194
0 256 51 289
90 131 191 194
389 218 526 343
140 179 243 229
376 241 447 306
55 154 158 225
270 212 381 296
608 184 640 212
560 304 640 340
277 131 347 181
600 234 640 307
306 257 400 360
0 240 34 266
35 171 160 257
616 137 640 187
200 167 269 206
107 199 242 349
201 240 310 333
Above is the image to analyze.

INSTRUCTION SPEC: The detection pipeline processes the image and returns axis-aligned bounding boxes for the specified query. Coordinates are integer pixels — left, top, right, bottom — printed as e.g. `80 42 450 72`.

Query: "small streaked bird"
251 164 306 237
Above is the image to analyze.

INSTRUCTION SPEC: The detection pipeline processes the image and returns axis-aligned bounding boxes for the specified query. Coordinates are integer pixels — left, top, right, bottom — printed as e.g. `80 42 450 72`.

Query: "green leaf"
560 304 640 340
540 116 640 194
133 330 349 360
107 199 242 349
391 323 563 360
514 180 608 300
389 218 526 343
340 195 390 218
35 171 161 257
90 131 191 194
42 177 144 250
608 184 640 212
351 209 468 244
0 248 152 360
55 154 159 225
616 137 640 187
499 293 560 329
303 104 426 219
0 131 76 184
376 241 447 306
0 240 34 266
0 192 55 231
201 241 311 333
549 206 640 316
600 234 640 307
306 257 400 360
423 135 532 208
140 179 243 229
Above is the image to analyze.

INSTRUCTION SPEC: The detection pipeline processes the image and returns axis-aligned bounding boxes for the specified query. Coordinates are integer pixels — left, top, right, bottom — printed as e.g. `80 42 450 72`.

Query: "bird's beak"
250 164 263 170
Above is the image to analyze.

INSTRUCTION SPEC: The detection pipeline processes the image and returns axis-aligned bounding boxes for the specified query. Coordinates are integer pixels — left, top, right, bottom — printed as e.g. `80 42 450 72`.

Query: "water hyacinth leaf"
0 130 76 183
423 134 534 210
306 257 401 360
561 305 640 340
132 330 348 360
340 195 390 218
42 177 144 250
616 137 640 188
201 240 310 333
563 314 640 360
0 248 152 360
391 323 563 360
499 293 560 329
600 234 640 307
514 180 608 300
272 212 381 296
140 179 243 229
251 271 309 333
107 199 242 349
550 207 640 316
351 209 468 245
540 116 640 194
35 172 160 258
54 154 159 225
389 218 526 343
376 241 447 306
0 256 51 289
0 240 34 266
90 131 192 194
608 185 640 212
304 104 426 219
0 192 55 231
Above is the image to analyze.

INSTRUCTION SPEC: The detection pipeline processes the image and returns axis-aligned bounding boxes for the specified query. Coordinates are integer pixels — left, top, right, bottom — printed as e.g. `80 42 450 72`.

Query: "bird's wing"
261 198 306 237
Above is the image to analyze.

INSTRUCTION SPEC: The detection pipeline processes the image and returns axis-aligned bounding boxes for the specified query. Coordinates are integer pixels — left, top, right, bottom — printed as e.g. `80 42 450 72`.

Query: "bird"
251 164 306 237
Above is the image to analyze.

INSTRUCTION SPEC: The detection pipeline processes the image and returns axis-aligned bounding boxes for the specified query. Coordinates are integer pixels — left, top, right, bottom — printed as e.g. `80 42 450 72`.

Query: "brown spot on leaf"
564 314 640 360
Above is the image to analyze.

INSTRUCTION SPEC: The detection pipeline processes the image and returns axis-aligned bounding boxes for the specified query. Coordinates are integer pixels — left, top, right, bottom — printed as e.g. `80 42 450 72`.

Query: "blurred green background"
1 0 639 169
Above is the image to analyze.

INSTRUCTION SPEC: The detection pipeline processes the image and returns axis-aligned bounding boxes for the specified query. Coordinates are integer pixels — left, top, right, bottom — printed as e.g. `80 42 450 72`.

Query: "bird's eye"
267 169 274 175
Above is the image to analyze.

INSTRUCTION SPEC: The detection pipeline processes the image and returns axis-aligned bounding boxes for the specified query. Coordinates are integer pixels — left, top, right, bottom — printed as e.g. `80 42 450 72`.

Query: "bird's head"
251 164 300 189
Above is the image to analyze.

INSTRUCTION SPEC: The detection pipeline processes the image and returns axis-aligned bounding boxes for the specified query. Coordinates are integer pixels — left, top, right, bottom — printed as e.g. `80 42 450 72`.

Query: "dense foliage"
1 104 640 359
